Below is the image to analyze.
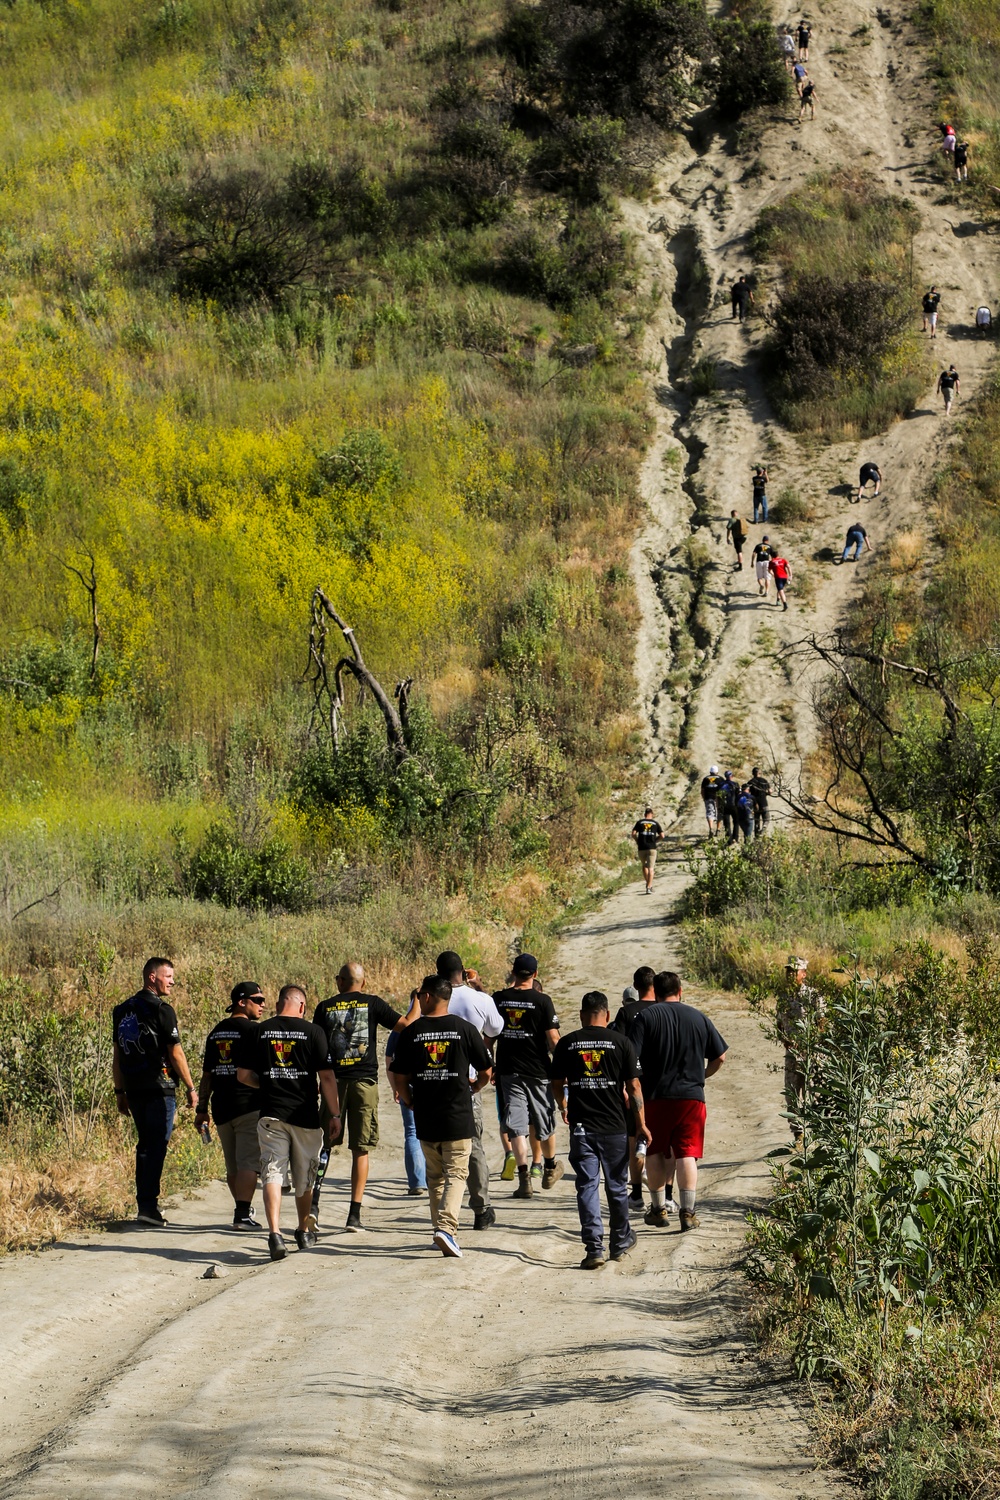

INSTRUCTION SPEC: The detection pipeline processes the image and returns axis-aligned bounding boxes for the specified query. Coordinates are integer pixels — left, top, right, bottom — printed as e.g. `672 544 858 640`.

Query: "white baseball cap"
709 764 719 775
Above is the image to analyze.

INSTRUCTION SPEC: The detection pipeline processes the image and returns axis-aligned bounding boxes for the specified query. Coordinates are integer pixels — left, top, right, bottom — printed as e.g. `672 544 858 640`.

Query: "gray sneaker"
580 1250 607 1270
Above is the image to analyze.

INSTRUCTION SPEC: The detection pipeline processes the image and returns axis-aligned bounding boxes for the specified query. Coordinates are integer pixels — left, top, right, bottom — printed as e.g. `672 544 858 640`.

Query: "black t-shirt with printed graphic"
493 988 559 1079
628 1001 727 1104
551 1027 640 1134
112 989 180 1098
390 1014 492 1141
632 817 663 852
236 1016 332 1128
202 1014 260 1124
312 992 401 1081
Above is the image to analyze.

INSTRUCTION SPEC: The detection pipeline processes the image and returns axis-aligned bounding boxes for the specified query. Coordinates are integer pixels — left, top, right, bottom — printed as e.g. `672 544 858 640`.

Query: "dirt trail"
3 3 999 1496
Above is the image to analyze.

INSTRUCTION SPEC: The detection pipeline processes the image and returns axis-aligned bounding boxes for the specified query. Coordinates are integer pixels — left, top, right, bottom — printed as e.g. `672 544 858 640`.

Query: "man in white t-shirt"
437 951 504 1230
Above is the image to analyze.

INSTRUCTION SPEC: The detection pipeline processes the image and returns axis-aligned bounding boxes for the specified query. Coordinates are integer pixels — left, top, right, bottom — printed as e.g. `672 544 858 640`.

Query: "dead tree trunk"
61 550 100 680
307 588 409 765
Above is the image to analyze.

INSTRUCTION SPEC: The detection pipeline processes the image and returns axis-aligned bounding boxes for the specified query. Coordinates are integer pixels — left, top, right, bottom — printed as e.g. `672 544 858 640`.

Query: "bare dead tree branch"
59 548 100 680
306 588 409 764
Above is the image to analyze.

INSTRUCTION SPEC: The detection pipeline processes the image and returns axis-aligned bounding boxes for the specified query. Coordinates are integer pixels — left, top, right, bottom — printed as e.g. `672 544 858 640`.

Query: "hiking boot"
580 1250 607 1270
500 1152 516 1182
473 1206 497 1231
268 1232 287 1262
679 1209 700 1231
135 1208 168 1227
611 1229 638 1261
512 1171 533 1199
294 1228 317 1251
407 1186 426 1196
542 1159 565 1190
433 1229 463 1258
644 1205 668 1228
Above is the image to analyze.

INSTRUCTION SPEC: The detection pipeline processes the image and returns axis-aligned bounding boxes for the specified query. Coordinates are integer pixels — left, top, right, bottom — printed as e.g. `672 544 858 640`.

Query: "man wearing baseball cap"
493 954 564 1198
195 981 266 1230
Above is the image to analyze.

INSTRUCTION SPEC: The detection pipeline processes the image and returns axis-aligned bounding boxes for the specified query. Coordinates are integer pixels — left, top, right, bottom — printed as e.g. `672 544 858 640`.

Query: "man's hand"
194 1109 209 1130
638 1123 652 1148
114 1089 130 1116
185 1084 198 1109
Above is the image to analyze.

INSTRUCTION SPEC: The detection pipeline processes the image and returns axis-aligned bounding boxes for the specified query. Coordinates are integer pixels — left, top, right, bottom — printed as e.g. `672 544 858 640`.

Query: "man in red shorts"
627 971 727 1231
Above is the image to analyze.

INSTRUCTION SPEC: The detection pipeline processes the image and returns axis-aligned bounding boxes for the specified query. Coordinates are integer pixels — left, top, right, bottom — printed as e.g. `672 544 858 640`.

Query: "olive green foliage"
754 170 925 436
712 0 791 119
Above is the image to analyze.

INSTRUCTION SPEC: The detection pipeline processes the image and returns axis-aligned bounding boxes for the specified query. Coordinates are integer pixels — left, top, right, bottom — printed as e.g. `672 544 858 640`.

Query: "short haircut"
653 970 682 1000
435 950 463 981
277 984 307 1013
143 956 173 983
644 806 653 815
633 965 656 993
420 975 452 1005
581 990 609 1015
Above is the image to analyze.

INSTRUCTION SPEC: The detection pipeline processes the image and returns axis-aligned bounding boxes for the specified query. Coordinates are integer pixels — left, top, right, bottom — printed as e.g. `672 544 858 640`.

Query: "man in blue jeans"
112 957 199 1226
386 1024 426 1195
551 991 651 1270
840 522 872 563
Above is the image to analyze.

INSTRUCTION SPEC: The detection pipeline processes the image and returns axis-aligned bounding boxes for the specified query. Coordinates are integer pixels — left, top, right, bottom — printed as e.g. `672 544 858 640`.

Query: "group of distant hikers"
631 772 770 871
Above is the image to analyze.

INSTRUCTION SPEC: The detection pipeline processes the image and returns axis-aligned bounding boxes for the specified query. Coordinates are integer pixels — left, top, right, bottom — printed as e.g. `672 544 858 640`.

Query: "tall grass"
919 0 1000 210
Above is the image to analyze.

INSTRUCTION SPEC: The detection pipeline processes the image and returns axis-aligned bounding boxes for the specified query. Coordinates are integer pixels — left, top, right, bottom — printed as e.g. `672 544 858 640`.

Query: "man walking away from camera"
731 274 754 323
437 950 504 1231
391 975 493 1258
746 767 771 837
551 992 650 1270
612 965 657 1212
494 955 564 1198
631 806 664 894
196 980 266 1230
701 765 725 837
751 467 769 524
237 985 338 1261
312 961 419 1232
112 957 199 1227
629 972 727 1232
726 510 748 571
841 523 872 564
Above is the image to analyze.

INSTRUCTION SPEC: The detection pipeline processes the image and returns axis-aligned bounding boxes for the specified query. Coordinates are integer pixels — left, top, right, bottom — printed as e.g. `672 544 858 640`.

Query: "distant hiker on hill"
941 123 956 161
752 534 775 596
746 768 771 837
780 29 795 70
792 59 808 94
700 766 725 837
797 19 811 59
922 286 940 338
631 806 664 894
720 770 739 841
977 305 992 337
769 551 791 610
858 461 881 500
840 522 872 563
937 364 960 414
751 465 769 522
726 509 748 571
731 783 755 843
954 139 970 182
798 79 817 120
731 274 754 322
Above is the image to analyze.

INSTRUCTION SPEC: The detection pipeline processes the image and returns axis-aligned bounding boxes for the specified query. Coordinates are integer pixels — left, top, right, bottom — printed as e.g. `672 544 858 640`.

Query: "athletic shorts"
328 1075 379 1151
928 311 938 327
216 1110 260 1177
640 847 657 872
646 1098 707 1159
501 1075 556 1140
703 797 718 821
257 1116 324 1196
755 559 770 582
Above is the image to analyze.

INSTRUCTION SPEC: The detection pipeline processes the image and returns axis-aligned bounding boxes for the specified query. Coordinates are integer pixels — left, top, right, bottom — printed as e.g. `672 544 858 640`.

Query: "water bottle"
635 1137 647 1162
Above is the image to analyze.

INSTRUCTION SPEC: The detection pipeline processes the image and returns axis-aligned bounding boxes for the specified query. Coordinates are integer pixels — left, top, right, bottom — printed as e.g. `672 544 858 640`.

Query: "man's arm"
392 990 421 1032
194 1069 212 1122
705 1052 727 1080
236 1067 259 1088
471 1066 493 1096
551 1076 568 1124
166 1042 198 1107
394 1071 413 1108
318 1067 341 1122
111 1041 130 1114
626 1077 652 1146
545 1027 560 1054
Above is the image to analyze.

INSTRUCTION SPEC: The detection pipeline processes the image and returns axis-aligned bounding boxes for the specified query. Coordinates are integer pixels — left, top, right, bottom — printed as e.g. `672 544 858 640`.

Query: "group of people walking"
112 951 728 1270
699 767 771 841
726 469 793 609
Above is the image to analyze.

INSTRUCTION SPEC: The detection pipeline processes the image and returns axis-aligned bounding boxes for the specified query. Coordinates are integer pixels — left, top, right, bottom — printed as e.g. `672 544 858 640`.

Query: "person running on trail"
798 79 816 120
700 765 725 837
858 461 882 500
390 976 493 1259
384 1018 427 1197
726 510 748 572
797 18 811 59
196 980 266 1231
493 954 564 1198
731 274 754 322
752 535 774 596
612 965 657 1213
312 962 420 1233
751 466 769 523
922 286 940 338
769 551 791 610
954 139 970 182
112 957 199 1228
551 991 650 1270
776 957 826 1146
780 28 795 70
840 522 872 563
236 985 339 1262
630 806 664 894
437 950 504 1232
731 783 755 843
628 971 727 1232
792 60 808 95
937 364 960 414
746 767 771 837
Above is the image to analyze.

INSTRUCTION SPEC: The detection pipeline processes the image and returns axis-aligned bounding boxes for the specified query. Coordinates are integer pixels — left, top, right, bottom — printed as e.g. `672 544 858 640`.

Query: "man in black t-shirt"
391 975 493 1258
494 954 564 1198
312 961 419 1232
612 965 656 1212
112 956 199 1227
628 972 727 1232
551 991 650 1270
630 805 663 893
746 767 771 837
195 980 265 1231
700 766 724 837
236 985 339 1262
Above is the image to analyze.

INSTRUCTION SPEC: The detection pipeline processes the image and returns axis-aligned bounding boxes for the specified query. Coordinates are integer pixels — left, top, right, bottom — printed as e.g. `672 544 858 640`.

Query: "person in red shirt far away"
769 552 791 610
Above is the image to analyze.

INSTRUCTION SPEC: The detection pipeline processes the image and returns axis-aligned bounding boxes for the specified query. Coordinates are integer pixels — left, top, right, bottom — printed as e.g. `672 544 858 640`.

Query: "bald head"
276 985 306 1016
336 962 365 994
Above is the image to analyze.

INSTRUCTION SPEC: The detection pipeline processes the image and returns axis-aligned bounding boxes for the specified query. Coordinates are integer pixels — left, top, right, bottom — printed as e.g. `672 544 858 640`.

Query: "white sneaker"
664 1198 677 1215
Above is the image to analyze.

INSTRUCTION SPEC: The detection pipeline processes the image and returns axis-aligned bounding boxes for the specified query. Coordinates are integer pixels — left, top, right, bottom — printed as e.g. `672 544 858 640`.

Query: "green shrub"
498 209 629 308
437 108 531 225
689 356 719 397
712 6 791 118
185 821 314 912
769 486 812 525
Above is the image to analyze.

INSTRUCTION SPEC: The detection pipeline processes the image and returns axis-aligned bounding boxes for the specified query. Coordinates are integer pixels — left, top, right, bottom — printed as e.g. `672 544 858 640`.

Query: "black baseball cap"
230 981 265 1006
512 953 538 976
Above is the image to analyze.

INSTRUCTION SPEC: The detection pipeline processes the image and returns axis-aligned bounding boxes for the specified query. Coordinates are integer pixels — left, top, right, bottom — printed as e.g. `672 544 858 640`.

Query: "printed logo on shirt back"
579 1051 605 1077
216 1039 233 1064
270 1037 296 1068
506 1008 526 1031
117 1011 142 1054
424 1040 449 1068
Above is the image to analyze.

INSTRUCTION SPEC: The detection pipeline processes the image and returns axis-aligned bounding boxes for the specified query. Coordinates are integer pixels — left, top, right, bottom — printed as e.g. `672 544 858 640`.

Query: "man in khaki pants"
390 975 493 1258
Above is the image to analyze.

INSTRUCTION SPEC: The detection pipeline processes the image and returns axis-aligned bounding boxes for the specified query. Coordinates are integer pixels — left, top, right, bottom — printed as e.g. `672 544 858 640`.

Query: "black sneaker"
345 1210 364 1234
611 1229 638 1261
580 1250 607 1270
628 1184 644 1212
294 1228 317 1251
135 1208 168 1227
473 1206 497 1231
268 1232 287 1261
231 1209 261 1231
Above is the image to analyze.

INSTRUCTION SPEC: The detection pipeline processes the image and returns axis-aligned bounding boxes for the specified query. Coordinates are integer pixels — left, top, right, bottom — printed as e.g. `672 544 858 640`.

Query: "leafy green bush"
689 356 719 397
769 486 812 525
712 3 791 118
498 209 629 308
437 108 531 225
185 821 314 912
768 275 912 406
